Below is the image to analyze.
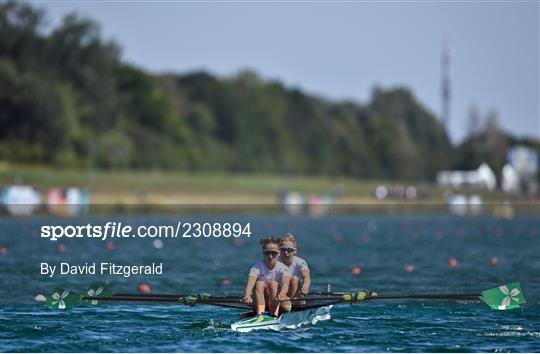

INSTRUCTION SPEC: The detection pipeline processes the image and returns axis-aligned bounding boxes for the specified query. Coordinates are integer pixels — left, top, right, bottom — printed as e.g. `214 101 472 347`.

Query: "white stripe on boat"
230 305 332 332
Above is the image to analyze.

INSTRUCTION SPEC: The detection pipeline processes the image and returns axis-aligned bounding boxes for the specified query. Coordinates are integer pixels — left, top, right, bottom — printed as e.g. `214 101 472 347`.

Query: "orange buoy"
106 242 115 251
405 264 415 273
57 244 67 253
490 256 499 265
351 266 362 275
448 258 459 268
333 234 343 243
0 247 7 255
361 233 369 243
138 283 151 293
221 279 231 286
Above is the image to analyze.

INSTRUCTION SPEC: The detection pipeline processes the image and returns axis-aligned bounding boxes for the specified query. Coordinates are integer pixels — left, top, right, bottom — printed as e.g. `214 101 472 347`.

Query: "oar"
45 285 250 310
309 289 482 299
45 282 525 312
289 292 479 303
304 291 482 302
113 293 242 301
303 282 525 311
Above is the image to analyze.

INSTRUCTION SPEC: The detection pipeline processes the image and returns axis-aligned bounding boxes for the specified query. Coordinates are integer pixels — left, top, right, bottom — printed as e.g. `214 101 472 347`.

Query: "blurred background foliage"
1 2 537 180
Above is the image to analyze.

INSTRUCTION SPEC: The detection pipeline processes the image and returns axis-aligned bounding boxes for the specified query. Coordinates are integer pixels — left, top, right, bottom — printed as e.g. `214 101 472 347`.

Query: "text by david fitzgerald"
41 262 163 278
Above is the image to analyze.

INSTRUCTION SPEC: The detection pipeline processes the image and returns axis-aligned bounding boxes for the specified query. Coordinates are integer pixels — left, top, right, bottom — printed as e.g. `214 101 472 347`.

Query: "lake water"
1 213 539 352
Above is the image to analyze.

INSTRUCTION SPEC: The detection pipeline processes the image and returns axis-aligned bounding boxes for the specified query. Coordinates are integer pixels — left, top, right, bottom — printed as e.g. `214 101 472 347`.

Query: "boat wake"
479 331 540 338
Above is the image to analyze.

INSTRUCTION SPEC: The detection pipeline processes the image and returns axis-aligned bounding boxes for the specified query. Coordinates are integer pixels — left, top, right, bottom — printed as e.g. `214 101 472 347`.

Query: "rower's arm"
278 275 291 299
300 269 311 294
243 275 257 297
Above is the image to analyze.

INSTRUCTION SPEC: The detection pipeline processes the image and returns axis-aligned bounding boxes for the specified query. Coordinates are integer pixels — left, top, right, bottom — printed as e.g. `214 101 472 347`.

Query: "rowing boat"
231 305 332 332
44 282 526 332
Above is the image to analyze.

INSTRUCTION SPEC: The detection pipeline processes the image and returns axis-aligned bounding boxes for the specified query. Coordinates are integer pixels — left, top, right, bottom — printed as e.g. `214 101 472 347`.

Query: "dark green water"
1 213 539 352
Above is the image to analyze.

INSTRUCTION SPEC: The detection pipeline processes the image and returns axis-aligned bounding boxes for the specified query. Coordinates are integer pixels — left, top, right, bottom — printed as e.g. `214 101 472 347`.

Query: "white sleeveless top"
248 261 291 283
278 255 309 278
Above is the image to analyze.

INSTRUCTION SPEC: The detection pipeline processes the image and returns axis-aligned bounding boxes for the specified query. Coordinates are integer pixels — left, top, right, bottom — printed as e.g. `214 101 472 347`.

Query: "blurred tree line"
456 107 539 177
1 2 536 180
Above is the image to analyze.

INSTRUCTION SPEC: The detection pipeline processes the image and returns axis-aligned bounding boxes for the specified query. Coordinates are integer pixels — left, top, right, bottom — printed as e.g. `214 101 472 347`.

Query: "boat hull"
230 305 332 332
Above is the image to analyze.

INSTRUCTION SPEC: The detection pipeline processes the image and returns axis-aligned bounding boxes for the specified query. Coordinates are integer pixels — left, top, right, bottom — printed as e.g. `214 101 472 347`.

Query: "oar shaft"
83 295 245 305
83 296 182 303
286 293 481 304
365 293 481 301
113 293 242 301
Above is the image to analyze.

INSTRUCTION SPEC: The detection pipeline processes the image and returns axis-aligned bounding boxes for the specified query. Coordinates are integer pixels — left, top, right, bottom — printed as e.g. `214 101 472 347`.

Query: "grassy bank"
1 162 536 214
1 163 391 200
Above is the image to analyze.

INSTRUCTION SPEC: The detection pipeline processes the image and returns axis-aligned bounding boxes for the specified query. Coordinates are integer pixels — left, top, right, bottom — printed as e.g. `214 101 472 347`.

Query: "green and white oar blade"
481 282 525 310
45 288 82 309
83 284 114 306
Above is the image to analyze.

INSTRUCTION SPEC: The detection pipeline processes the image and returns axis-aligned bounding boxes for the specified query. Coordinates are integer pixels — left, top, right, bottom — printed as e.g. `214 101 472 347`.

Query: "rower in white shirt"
278 233 311 303
241 237 292 316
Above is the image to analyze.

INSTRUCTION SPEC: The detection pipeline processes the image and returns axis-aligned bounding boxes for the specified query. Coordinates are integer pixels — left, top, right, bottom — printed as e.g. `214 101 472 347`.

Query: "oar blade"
45 288 82 309
481 282 526 310
82 284 114 306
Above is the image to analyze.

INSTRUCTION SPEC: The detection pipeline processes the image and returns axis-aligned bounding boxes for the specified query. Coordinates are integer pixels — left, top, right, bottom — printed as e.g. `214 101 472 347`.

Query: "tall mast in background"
441 42 452 130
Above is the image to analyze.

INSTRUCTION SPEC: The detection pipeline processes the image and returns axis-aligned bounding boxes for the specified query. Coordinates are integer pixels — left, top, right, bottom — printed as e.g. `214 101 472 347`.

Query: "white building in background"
437 163 496 191
501 164 520 194
502 145 539 196
508 145 538 178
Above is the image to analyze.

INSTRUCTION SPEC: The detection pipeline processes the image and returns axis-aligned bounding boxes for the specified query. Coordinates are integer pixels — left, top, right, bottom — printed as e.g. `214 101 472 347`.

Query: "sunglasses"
263 250 279 257
280 247 296 254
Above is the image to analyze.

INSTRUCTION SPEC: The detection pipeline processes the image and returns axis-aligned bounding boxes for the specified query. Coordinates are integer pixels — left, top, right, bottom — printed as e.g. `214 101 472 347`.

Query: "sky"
33 1 539 143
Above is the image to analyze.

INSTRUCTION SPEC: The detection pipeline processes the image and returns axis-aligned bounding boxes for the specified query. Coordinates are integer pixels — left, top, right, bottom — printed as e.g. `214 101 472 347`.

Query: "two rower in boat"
241 234 311 317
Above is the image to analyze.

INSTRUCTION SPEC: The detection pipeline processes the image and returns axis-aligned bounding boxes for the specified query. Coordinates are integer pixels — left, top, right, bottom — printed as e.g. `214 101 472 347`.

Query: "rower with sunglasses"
241 237 292 316
279 233 311 300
